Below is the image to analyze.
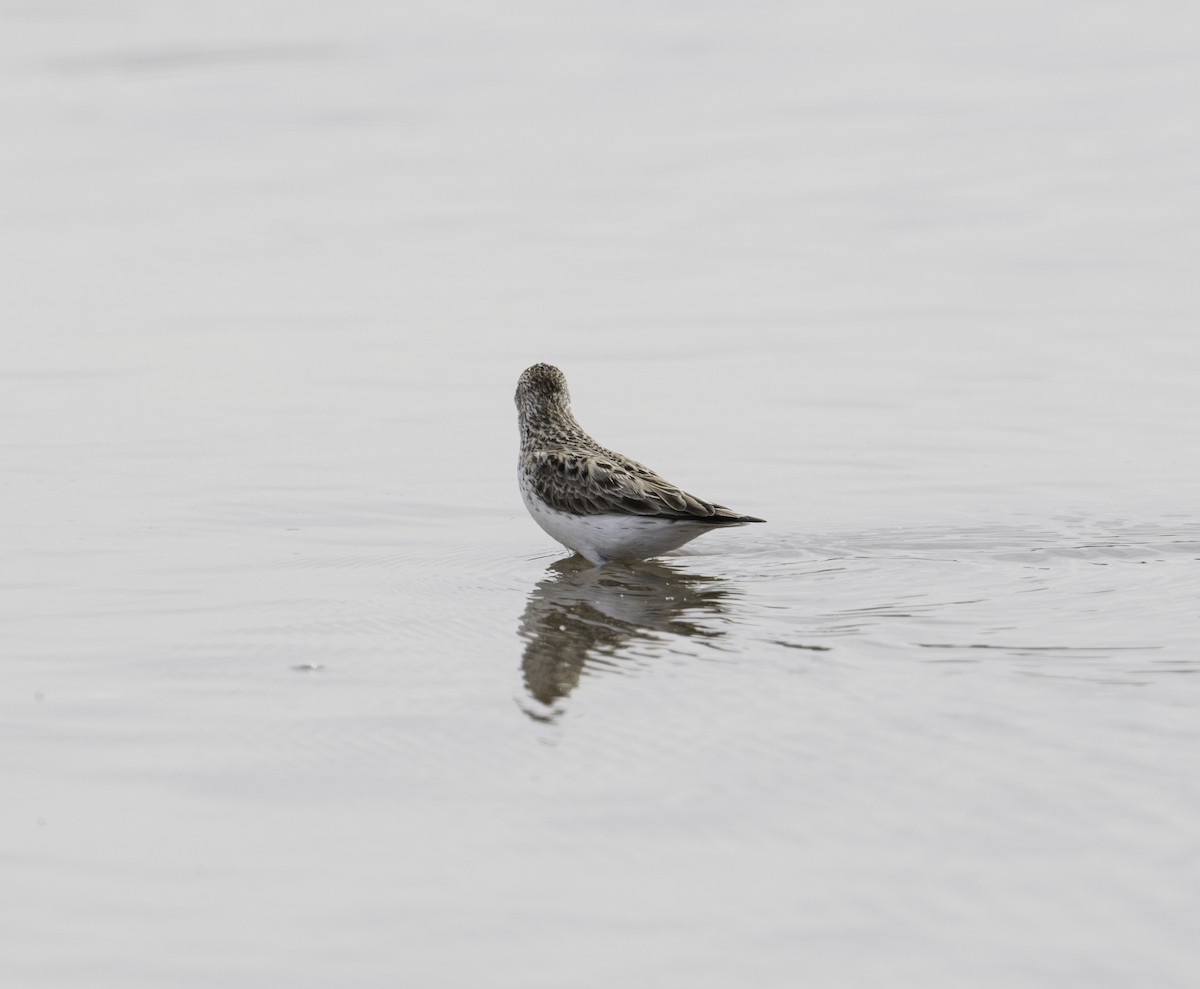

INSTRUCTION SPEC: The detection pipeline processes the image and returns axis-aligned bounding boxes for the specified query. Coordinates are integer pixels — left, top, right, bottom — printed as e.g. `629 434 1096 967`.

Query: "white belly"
520 483 712 565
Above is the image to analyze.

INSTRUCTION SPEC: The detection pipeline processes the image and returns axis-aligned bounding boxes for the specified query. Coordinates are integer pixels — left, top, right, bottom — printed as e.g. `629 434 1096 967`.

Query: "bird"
515 363 764 565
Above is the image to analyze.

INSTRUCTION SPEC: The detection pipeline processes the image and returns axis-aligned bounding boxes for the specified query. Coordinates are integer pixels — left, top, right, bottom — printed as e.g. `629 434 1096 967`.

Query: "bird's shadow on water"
515 556 736 722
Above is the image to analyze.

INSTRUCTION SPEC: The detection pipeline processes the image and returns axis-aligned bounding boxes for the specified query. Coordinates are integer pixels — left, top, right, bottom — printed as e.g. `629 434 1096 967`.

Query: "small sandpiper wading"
515 363 765 565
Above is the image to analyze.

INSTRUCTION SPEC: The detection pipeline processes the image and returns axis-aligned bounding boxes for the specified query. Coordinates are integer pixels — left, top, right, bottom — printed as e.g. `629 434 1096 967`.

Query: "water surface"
3 3 1199 987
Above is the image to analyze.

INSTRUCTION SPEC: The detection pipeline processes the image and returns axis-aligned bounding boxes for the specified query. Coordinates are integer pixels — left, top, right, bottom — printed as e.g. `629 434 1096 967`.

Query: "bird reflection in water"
516 557 734 722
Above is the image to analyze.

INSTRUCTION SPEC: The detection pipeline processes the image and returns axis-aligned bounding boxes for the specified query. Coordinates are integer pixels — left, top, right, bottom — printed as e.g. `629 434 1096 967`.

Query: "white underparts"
520 483 739 565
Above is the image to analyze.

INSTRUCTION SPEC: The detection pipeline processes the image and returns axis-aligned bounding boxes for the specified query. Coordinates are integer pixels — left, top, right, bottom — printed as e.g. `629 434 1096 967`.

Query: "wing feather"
530 451 760 524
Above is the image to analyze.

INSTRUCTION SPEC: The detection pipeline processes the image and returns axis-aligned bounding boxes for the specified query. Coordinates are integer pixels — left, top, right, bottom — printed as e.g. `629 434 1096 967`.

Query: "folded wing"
530 450 762 524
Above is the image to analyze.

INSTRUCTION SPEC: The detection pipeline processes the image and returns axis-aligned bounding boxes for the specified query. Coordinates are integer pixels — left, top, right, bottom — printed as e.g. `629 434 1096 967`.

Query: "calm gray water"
3 3 1199 987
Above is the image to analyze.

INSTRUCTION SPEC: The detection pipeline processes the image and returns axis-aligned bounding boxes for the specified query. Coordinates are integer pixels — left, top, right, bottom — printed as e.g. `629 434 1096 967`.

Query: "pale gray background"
3 2 1198 987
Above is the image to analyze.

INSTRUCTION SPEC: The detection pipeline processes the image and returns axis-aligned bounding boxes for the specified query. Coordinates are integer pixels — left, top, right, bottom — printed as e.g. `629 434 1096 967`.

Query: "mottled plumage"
515 363 764 564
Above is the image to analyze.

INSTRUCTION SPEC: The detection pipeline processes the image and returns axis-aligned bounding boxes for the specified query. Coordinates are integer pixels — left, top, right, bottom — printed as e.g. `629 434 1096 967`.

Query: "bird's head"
515 363 571 424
